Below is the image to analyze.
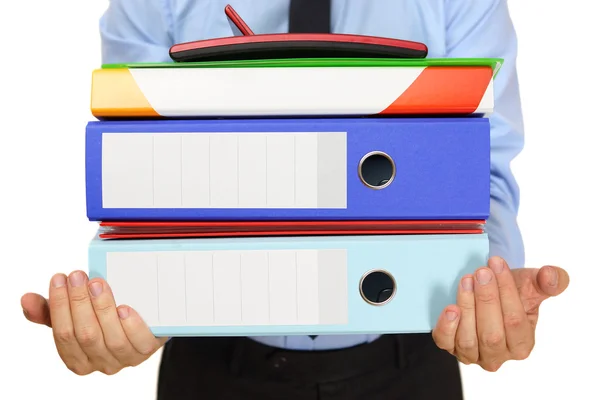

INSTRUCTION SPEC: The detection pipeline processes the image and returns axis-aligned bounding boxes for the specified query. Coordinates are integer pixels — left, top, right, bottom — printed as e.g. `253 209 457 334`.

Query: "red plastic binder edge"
169 4 428 58
170 33 428 54
98 220 486 239
170 33 428 55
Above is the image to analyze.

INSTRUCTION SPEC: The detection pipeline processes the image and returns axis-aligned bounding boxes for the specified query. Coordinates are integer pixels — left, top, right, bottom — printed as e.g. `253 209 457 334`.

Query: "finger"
432 305 461 355
118 305 168 359
48 273 92 375
474 266 507 371
88 278 142 367
67 271 121 373
21 293 51 327
537 265 570 298
454 275 478 364
512 266 570 313
489 257 533 360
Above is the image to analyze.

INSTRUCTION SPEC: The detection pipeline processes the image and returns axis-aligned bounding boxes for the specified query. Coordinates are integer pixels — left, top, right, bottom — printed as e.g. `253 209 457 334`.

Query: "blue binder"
88 233 489 336
85 118 490 221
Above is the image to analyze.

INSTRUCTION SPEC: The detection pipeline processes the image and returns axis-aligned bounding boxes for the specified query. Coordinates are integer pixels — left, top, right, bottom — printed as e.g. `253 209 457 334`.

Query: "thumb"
21 293 52 327
537 265 570 298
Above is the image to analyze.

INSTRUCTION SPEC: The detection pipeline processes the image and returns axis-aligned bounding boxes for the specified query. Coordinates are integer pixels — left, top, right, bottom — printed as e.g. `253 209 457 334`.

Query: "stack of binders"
86 7 500 337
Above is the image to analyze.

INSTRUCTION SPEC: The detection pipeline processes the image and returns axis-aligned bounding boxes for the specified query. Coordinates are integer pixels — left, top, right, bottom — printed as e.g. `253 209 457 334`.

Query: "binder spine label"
102 131 347 209
105 249 348 327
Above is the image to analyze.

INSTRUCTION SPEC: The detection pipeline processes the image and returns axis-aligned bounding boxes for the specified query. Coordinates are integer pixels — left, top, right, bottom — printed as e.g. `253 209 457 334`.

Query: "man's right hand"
21 271 167 376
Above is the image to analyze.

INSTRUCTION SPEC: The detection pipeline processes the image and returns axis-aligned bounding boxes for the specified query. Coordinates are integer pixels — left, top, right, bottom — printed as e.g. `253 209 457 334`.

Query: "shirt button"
273 356 287 368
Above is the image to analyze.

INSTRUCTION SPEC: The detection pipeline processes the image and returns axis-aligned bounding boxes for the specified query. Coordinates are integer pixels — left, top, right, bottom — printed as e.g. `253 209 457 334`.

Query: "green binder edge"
101 58 504 78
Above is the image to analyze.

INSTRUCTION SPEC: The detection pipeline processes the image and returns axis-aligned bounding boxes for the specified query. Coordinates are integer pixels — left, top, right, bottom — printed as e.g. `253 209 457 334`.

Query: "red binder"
98 220 485 239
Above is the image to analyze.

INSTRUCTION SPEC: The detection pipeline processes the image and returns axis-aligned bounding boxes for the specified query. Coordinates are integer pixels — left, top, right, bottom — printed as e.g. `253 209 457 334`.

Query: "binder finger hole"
358 151 395 189
359 270 396 306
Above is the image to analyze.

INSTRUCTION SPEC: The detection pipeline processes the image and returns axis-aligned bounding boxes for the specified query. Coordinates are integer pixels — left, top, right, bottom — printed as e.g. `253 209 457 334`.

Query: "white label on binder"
101 132 347 209
106 249 348 326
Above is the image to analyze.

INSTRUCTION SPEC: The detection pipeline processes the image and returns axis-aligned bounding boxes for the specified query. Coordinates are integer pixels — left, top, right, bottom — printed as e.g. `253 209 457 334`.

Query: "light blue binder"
88 233 489 336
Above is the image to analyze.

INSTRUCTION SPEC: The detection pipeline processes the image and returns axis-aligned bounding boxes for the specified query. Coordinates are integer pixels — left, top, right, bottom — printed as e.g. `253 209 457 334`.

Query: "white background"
0 1 597 399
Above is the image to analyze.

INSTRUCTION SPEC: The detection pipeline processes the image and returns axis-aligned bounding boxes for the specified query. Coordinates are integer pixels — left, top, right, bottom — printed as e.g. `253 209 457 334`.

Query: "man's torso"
155 0 449 351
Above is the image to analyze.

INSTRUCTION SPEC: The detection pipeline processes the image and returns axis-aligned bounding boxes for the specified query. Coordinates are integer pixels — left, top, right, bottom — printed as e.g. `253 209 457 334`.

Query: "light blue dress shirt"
99 0 525 351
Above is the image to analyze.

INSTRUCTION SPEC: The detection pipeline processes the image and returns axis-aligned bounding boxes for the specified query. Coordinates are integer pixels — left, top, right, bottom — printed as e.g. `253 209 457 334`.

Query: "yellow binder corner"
90 68 160 118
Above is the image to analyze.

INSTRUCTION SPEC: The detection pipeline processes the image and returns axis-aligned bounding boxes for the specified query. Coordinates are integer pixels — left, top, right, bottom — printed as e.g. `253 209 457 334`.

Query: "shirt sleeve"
99 0 174 64
444 0 525 269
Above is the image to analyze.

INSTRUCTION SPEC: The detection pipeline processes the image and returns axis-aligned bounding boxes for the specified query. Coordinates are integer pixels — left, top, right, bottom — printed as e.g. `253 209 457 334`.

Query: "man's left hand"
432 256 569 372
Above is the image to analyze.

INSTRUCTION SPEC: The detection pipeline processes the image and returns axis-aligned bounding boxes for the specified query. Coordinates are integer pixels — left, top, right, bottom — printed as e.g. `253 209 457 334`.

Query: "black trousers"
156 334 463 399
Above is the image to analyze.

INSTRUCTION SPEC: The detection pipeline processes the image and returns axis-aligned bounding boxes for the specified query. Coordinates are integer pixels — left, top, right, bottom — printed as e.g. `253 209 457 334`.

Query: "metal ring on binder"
358 151 396 190
359 269 397 306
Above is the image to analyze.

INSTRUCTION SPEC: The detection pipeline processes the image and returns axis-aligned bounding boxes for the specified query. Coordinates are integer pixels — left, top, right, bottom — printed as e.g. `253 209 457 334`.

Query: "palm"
432 258 569 371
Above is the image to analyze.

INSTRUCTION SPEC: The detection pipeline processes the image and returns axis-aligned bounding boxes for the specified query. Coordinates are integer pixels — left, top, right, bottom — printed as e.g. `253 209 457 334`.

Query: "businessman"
21 1 569 399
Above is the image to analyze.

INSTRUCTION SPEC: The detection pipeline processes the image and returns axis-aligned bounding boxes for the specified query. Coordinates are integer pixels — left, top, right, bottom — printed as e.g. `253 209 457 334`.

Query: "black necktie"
288 0 331 340
288 0 331 33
